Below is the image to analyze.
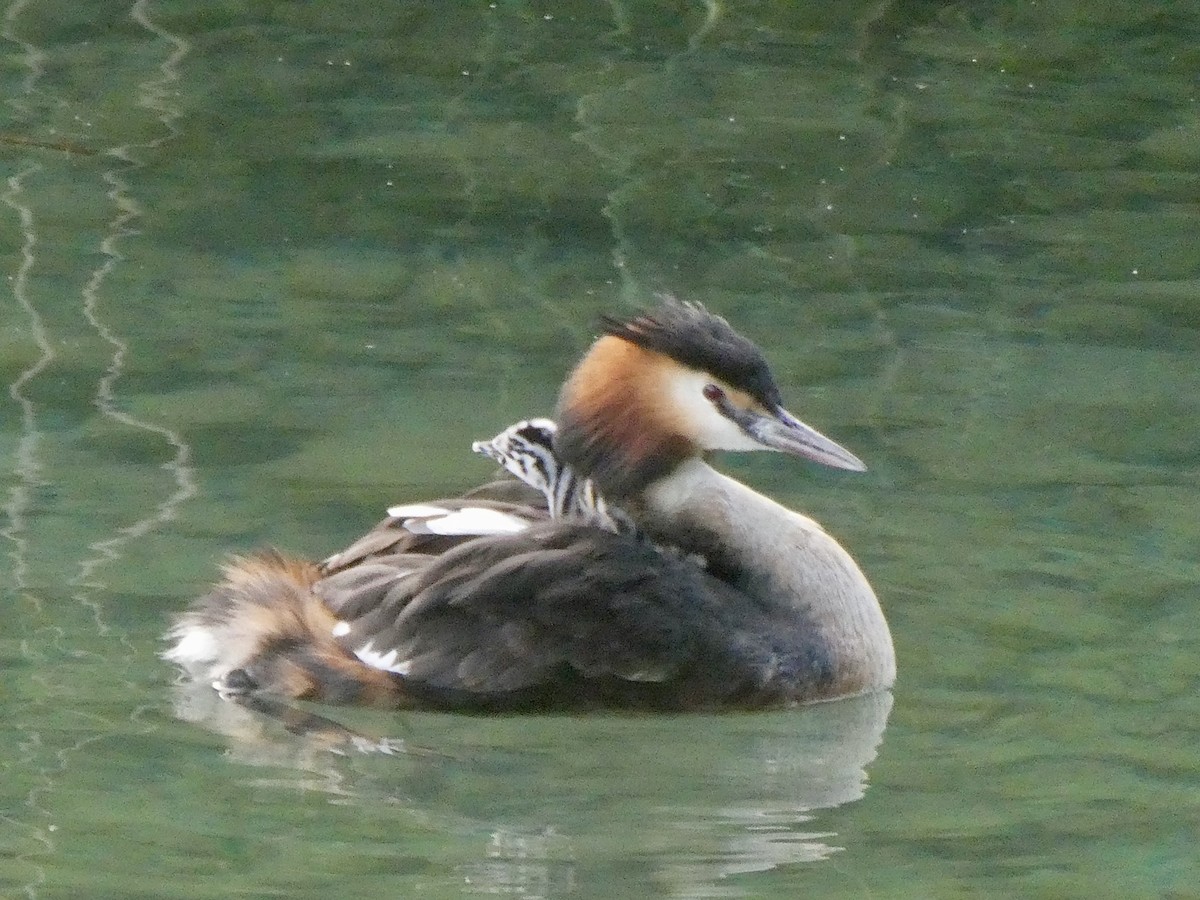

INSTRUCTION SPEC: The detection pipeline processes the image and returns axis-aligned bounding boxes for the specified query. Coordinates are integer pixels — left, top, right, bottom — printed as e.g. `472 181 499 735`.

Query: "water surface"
1 2 1197 898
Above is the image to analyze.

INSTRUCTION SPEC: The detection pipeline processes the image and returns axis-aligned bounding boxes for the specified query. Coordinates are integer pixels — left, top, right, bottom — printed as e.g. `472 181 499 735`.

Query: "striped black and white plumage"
165 298 894 712
471 418 637 535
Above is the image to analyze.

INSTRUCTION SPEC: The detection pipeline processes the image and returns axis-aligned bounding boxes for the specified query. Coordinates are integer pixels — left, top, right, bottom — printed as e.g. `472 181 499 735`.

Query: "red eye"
702 383 725 402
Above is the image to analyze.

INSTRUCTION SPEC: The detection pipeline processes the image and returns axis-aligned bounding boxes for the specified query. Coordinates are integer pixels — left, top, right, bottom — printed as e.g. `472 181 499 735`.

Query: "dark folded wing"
316 522 790 709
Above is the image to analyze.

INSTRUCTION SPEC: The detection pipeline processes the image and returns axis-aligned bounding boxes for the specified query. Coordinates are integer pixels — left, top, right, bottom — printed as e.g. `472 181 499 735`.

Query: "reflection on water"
172 683 891 897
1 3 198 897
2 1 197 592
1 1 1198 898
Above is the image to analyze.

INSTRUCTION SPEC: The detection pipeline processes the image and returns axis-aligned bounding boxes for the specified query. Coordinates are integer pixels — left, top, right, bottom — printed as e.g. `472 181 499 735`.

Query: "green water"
1 1 1197 897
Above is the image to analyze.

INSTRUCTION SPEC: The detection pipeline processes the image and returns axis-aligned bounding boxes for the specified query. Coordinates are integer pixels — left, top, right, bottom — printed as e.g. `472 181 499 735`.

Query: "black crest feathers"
599 296 782 409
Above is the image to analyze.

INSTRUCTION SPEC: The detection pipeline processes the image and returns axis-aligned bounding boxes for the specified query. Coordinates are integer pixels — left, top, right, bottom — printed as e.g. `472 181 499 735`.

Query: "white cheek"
666 369 765 451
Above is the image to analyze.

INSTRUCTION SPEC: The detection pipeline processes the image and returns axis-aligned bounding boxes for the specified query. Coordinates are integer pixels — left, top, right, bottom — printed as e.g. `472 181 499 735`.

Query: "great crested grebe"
165 300 894 710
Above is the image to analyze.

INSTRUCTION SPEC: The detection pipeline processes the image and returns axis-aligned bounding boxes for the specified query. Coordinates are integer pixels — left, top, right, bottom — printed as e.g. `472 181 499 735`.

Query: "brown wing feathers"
173 551 404 706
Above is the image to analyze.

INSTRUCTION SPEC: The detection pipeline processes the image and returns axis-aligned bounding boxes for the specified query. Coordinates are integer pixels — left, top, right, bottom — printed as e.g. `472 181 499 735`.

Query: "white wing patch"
412 507 529 536
386 503 529 537
354 642 411 675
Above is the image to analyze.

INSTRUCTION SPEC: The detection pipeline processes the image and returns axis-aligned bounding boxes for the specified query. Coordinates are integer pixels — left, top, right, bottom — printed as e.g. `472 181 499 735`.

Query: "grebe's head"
555 297 864 498
472 418 560 491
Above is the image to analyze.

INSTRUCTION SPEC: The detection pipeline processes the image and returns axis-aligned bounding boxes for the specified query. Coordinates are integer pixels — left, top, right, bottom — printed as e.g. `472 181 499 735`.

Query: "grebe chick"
165 299 894 711
474 418 706 570
472 418 636 535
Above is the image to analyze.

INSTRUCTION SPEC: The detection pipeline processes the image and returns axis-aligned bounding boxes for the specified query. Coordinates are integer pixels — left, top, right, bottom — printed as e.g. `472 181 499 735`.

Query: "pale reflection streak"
1 163 52 598
572 1 728 305
3 0 42 99
1 7 62 898
0 0 52 596
1 2 193 896
0 176 64 899
72 0 196 605
1 8 56 895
